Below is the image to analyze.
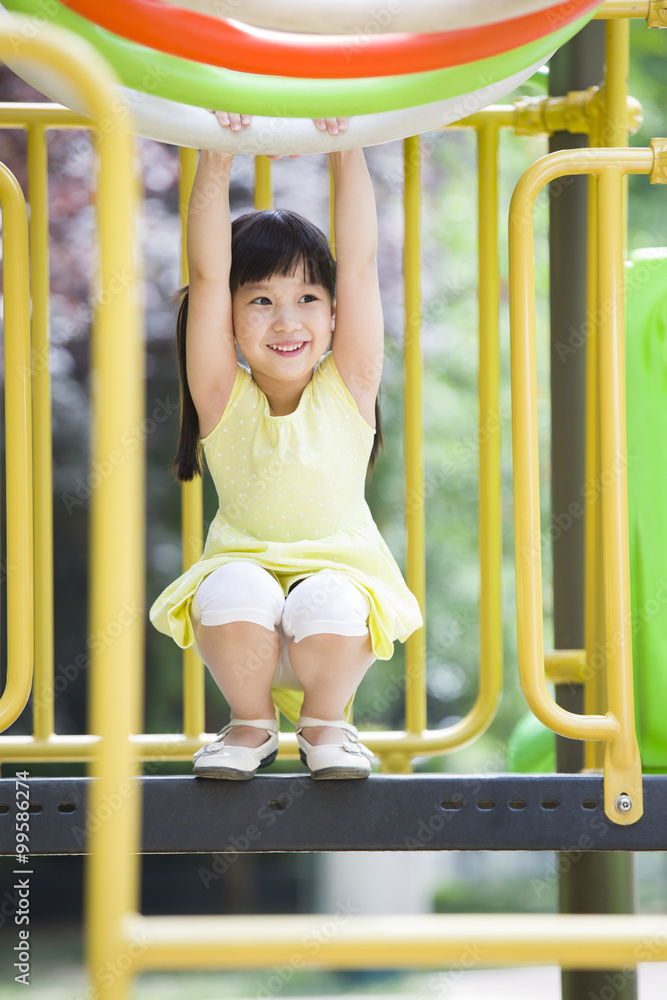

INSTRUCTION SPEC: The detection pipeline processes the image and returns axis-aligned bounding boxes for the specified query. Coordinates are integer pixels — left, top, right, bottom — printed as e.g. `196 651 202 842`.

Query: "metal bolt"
615 793 633 814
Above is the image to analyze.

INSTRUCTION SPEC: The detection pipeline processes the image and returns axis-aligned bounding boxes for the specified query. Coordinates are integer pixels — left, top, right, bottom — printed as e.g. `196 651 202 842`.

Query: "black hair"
170 208 383 482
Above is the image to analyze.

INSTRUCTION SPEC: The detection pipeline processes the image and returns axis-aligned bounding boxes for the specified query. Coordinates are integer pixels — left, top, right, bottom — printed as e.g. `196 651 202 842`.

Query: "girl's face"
232 271 334 381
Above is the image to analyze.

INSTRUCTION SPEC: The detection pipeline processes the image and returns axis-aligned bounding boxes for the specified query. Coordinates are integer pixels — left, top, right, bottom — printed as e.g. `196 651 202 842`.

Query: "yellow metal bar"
0 104 89 128
509 146 652 821
254 154 271 210
403 136 425 746
28 122 55 741
476 122 503 739
0 163 33 734
0 21 141 999
605 22 631 150
583 24 632 771
0 103 650 767
1 24 148 1000
125 913 667 970
606 19 631 247
594 1 649 17
545 650 588 685
178 146 205 741
584 103 606 772
594 0 667 22
597 164 642 822
329 162 335 255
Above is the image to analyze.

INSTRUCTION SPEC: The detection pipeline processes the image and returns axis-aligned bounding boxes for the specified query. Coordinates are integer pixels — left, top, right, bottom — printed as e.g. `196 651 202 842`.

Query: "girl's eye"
299 294 317 303
251 296 271 305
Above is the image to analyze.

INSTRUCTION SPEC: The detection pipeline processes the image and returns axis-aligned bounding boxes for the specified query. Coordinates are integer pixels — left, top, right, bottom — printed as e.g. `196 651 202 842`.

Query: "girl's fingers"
313 118 349 135
208 111 252 130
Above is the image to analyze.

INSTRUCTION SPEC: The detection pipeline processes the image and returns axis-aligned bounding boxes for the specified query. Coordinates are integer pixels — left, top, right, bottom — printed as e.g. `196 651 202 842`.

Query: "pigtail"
366 392 384 481
169 285 204 482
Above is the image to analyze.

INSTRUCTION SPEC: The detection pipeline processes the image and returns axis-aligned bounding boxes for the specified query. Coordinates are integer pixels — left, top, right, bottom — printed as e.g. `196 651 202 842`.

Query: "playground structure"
0 2 666 999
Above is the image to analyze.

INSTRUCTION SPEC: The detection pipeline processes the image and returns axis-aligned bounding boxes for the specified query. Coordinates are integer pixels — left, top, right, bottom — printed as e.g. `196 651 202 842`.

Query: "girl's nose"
273 309 301 332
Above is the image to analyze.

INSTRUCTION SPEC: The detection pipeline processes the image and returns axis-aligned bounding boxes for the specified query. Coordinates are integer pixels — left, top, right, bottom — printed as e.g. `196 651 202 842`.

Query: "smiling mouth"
268 341 307 355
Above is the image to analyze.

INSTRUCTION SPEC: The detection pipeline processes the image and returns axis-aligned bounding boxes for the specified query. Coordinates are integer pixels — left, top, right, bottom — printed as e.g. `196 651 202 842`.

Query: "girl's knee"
282 572 371 642
194 560 284 630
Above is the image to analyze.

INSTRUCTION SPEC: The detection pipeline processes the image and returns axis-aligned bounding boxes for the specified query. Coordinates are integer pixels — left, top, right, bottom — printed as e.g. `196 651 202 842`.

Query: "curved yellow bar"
0 163 32 734
509 144 653 822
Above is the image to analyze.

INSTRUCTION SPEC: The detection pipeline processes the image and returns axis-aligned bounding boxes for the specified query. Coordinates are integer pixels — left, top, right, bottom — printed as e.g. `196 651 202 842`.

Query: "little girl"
149 115 423 780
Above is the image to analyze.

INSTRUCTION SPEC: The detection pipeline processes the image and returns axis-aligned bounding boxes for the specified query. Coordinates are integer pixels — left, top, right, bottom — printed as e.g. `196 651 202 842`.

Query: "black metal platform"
1 774 666 855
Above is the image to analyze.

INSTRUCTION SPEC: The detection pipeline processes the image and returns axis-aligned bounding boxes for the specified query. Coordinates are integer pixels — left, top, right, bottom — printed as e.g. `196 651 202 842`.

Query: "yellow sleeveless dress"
149 350 423 719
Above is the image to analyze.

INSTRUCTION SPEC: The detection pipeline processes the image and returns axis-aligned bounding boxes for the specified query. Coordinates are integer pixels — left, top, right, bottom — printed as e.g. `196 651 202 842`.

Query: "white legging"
191 560 372 689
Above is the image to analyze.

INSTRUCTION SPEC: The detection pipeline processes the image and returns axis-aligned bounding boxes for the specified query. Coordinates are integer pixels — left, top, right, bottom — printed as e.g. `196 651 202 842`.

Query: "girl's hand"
313 119 348 136
208 111 348 158
210 111 251 132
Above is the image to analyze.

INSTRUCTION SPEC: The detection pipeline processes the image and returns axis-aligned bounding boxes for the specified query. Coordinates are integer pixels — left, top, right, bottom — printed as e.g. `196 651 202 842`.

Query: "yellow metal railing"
0 107 652 796
124 912 667 969
0 112 508 770
508 138 667 825
0 112 647 779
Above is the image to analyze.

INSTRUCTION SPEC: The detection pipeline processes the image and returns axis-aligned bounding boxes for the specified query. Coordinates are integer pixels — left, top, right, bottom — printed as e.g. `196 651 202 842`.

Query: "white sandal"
295 716 374 780
193 718 279 780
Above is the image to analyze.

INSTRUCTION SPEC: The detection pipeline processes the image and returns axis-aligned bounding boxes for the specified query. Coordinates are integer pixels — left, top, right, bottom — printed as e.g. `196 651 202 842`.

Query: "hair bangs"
230 210 335 301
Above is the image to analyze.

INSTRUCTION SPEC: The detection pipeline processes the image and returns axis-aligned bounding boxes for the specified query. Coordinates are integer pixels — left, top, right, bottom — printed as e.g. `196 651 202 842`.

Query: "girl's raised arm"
185 150 239 439
329 149 384 427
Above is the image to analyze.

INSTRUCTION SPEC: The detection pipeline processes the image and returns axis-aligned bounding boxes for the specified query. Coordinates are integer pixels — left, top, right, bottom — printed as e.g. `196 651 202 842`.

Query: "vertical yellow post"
477 123 503 729
255 155 272 211
179 147 205 740
58 37 145 1000
585 19 630 770
329 162 336 256
605 19 630 237
0 163 33 734
28 123 53 740
597 165 642 822
584 108 607 769
403 136 425 741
